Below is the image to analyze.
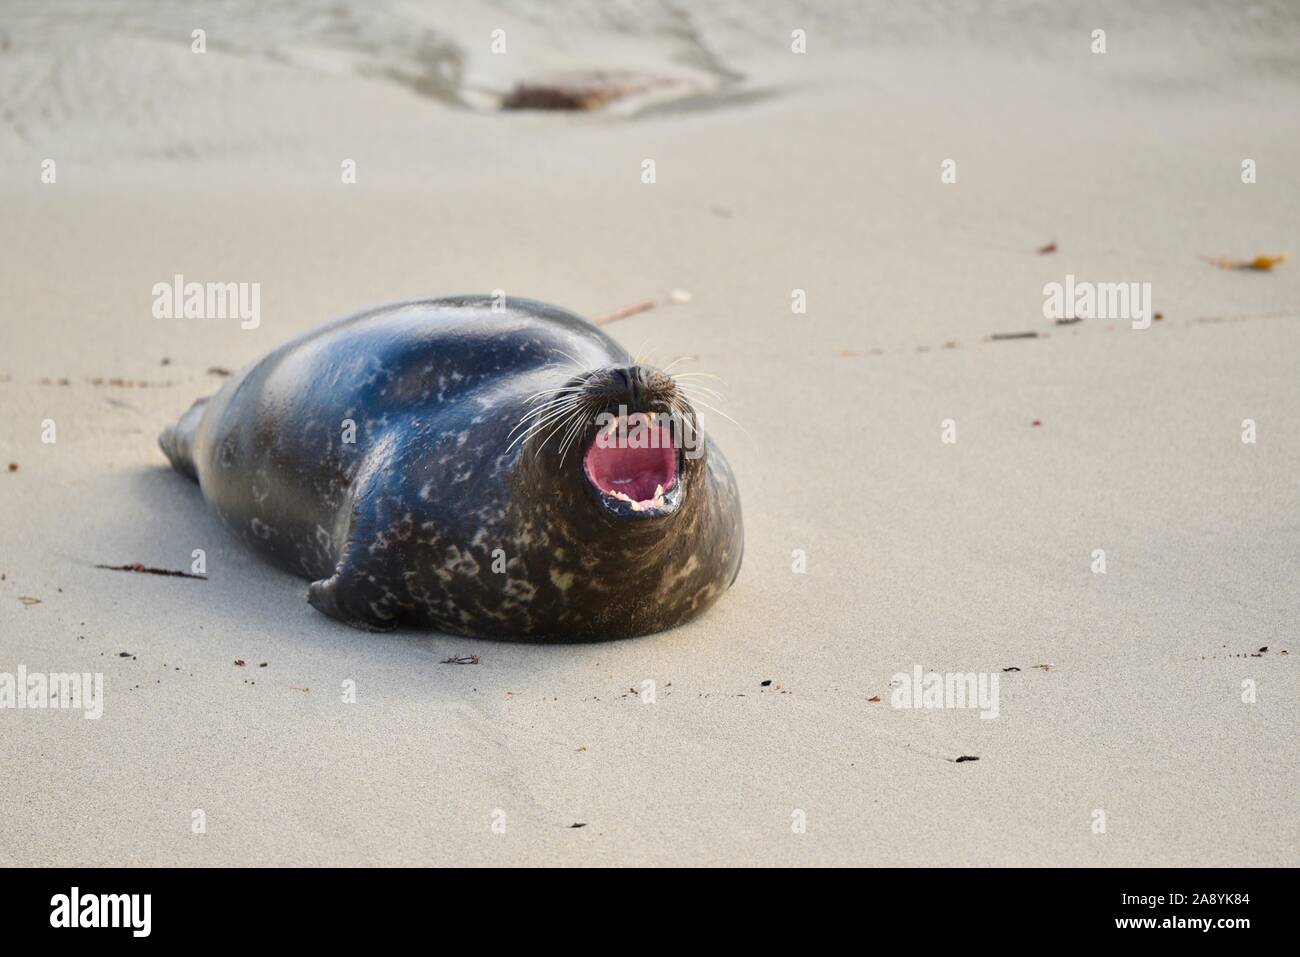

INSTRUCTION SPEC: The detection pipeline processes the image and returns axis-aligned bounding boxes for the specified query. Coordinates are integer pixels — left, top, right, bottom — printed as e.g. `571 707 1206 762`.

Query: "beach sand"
1 0 1297 866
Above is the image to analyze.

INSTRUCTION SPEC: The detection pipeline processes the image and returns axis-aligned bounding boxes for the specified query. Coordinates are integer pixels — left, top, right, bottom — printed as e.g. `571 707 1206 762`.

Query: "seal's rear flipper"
159 397 209 482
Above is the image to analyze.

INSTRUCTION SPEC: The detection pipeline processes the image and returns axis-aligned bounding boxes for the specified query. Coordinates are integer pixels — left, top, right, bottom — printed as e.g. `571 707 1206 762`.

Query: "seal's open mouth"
582 418 682 518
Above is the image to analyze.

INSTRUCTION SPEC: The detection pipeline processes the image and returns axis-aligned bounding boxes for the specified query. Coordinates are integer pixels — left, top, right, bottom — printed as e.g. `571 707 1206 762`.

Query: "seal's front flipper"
159 397 209 482
308 574 400 632
307 464 410 632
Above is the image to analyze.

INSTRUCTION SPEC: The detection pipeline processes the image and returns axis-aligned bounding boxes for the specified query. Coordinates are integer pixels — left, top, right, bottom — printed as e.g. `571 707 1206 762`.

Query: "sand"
1 0 1297 866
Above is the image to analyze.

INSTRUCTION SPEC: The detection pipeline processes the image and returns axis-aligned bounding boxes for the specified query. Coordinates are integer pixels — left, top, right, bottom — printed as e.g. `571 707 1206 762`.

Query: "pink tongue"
585 438 676 504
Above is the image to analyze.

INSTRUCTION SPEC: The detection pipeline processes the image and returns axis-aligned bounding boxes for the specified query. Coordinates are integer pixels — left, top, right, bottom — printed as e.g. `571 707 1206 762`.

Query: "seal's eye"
582 416 680 514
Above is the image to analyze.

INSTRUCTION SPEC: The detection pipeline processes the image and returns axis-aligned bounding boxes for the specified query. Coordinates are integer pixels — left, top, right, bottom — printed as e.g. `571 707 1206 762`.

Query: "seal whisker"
506 420 561 456
547 348 589 372
506 396 584 453
522 390 583 405
514 390 584 419
557 402 594 465
675 388 728 422
632 339 658 366
664 396 699 445
659 356 698 374
506 395 582 441
676 383 725 401
524 384 587 400
534 399 591 459
506 395 583 449
678 395 750 439
511 396 576 428
512 393 586 424
540 411 586 462
675 376 725 396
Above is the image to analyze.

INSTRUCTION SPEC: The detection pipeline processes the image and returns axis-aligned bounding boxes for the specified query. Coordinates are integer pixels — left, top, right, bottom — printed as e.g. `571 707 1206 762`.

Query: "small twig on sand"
990 331 1040 341
592 299 656 326
441 654 481 665
95 563 207 580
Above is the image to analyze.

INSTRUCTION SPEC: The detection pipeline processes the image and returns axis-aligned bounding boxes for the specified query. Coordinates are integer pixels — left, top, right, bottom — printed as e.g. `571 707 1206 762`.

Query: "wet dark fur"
160 296 743 639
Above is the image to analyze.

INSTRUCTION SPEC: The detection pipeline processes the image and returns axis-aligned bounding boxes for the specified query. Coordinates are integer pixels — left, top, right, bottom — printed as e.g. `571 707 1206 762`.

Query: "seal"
159 295 743 640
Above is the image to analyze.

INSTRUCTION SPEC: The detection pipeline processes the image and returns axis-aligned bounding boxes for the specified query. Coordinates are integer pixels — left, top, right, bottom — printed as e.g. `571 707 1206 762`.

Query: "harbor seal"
159 295 743 640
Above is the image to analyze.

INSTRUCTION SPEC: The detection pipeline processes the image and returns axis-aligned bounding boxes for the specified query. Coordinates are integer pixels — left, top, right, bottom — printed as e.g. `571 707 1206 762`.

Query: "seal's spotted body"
160 296 742 639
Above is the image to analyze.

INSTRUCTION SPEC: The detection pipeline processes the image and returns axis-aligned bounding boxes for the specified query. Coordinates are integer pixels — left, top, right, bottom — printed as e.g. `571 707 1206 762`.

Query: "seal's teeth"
630 499 642 511
654 484 664 499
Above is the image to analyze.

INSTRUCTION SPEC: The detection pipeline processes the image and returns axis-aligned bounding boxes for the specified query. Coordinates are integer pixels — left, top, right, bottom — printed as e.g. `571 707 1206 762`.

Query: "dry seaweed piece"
991 331 1040 340
94 563 206 580
953 755 980 763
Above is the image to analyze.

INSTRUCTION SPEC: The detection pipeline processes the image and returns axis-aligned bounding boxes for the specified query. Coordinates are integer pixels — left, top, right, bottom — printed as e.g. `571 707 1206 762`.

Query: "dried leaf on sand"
1199 253 1288 271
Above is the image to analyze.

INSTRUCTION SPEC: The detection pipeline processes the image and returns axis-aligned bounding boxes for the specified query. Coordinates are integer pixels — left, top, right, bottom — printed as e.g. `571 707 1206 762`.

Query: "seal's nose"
614 365 648 407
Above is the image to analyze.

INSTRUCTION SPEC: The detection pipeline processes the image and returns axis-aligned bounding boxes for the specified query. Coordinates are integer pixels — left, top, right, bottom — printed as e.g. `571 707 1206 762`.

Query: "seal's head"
577 364 697 519
503 356 741 640
514 362 706 522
